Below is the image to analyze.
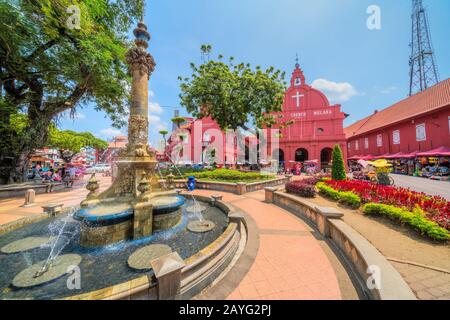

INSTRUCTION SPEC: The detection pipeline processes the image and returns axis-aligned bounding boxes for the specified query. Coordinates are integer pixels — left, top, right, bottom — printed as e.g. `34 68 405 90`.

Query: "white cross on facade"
292 91 304 108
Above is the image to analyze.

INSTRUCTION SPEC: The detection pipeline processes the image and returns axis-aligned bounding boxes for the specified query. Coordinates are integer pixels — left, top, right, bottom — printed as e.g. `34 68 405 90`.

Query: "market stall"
415 147 450 180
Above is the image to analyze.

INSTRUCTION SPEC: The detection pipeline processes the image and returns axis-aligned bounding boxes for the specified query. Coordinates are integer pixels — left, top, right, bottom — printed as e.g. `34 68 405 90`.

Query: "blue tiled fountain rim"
73 195 186 223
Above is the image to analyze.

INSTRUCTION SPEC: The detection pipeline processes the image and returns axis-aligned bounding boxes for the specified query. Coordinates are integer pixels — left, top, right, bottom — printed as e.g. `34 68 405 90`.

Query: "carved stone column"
125 21 156 151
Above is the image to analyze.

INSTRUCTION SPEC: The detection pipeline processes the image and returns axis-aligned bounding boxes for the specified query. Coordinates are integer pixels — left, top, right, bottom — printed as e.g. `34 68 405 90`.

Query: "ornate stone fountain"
75 20 184 247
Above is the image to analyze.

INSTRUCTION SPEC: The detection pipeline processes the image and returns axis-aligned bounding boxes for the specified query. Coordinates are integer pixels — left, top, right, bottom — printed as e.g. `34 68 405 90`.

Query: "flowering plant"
324 179 450 230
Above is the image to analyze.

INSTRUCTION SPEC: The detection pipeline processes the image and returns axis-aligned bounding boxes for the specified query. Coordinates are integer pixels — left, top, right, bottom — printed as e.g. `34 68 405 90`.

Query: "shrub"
301 177 319 185
316 182 341 201
185 169 271 181
331 144 346 181
286 181 317 198
339 191 362 209
362 203 450 241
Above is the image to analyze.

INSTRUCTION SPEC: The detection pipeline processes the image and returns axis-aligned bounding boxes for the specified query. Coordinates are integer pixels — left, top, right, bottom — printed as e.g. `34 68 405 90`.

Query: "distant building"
30 148 62 168
103 136 128 163
345 79 450 158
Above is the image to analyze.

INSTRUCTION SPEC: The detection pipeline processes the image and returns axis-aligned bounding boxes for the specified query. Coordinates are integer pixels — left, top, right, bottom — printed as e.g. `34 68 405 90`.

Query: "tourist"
68 166 77 179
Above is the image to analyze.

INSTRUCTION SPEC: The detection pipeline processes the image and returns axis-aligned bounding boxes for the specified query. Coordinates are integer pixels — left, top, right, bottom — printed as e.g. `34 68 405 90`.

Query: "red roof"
345 78 450 138
108 136 128 149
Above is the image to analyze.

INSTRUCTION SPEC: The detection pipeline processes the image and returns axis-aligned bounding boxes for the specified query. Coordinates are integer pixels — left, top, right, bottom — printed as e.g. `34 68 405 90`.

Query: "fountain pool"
0 198 228 300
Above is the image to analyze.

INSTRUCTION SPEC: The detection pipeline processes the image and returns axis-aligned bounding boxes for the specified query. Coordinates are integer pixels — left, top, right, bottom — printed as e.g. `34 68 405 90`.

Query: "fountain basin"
74 195 185 247
0 197 235 300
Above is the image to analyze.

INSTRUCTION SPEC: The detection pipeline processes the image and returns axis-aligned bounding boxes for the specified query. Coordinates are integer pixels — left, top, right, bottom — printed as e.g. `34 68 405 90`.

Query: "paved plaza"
0 176 111 226
0 176 449 300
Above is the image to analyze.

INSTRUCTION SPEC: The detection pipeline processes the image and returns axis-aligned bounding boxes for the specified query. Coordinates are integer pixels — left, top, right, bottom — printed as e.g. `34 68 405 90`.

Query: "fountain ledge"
173 175 292 195
63 194 246 300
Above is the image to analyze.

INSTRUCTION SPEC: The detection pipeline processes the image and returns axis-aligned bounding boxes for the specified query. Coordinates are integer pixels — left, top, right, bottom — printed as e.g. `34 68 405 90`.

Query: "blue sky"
60 0 450 146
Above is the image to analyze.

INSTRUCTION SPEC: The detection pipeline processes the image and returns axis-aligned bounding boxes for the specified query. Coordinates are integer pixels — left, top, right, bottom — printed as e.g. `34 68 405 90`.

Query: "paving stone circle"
1 236 54 254
12 254 82 288
185 203 207 213
187 220 216 233
127 244 172 271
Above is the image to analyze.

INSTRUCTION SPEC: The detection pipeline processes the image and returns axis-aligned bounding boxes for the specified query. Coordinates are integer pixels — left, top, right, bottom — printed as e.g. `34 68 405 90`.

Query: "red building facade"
166 62 348 168
273 63 348 168
345 79 450 158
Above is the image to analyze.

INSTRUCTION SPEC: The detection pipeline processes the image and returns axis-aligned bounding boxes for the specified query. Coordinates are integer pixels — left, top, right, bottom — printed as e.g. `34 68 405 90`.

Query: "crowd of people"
29 164 80 190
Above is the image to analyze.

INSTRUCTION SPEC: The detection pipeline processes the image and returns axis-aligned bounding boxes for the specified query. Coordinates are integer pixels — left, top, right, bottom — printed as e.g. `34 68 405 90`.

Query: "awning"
372 153 391 159
417 146 450 157
398 151 419 159
30 156 51 162
360 155 374 160
384 152 403 159
348 155 363 160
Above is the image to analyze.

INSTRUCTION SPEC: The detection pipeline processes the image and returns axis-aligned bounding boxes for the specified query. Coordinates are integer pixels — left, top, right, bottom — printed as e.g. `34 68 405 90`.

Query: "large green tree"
0 0 144 183
178 46 289 165
179 46 286 131
48 126 107 163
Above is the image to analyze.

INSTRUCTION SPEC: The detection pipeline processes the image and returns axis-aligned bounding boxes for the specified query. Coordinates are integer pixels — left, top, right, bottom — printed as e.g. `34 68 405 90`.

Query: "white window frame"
364 137 369 149
355 140 359 151
415 124 426 142
392 130 400 145
376 134 383 147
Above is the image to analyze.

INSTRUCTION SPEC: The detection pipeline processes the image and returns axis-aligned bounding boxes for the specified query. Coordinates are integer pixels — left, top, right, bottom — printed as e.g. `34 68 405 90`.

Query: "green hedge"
363 203 450 241
185 169 272 182
316 182 361 208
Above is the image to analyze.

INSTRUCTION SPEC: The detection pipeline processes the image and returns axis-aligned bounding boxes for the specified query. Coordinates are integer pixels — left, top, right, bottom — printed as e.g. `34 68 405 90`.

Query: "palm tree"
171 116 186 129
159 130 168 149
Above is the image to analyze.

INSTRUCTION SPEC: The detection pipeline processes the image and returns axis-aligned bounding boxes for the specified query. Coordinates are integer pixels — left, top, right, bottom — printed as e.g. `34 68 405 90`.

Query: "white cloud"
149 90 155 98
148 115 168 132
100 128 122 139
311 78 359 103
380 86 397 94
148 115 161 125
149 101 163 114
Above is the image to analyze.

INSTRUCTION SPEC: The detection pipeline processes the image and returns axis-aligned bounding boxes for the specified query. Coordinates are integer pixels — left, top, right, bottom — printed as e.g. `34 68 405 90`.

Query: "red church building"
166 61 348 169
272 62 348 168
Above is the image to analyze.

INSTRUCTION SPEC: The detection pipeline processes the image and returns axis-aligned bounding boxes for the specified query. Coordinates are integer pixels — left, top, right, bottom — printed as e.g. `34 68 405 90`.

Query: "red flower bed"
324 180 450 230
286 181 317 198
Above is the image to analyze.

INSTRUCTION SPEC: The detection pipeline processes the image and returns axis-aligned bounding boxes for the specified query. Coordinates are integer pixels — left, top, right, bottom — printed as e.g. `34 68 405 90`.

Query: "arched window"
295 148 309 162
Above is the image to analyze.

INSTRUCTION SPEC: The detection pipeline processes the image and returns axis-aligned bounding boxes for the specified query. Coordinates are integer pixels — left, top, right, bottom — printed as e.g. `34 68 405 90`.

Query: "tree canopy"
48 126 107 163
171 116 186 128
178 46 287 131
0 0 144 183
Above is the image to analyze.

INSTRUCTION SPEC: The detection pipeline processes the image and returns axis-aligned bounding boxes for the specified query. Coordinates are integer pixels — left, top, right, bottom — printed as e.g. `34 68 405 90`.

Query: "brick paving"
190 189 347 300
390 262 450 300
0 175 111 226
308 192 450 300
6 177 446 300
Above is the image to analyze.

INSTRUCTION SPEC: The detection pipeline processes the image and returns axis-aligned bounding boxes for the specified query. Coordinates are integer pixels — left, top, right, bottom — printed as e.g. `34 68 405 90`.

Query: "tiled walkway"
0 176 111 226
190 189 344 300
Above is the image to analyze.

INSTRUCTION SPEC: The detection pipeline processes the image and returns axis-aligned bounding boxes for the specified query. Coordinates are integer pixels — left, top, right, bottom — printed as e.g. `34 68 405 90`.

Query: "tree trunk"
0 115 53 185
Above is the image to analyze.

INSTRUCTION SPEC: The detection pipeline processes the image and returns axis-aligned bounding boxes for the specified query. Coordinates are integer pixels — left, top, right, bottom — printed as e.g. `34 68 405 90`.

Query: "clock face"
294 78 301 86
